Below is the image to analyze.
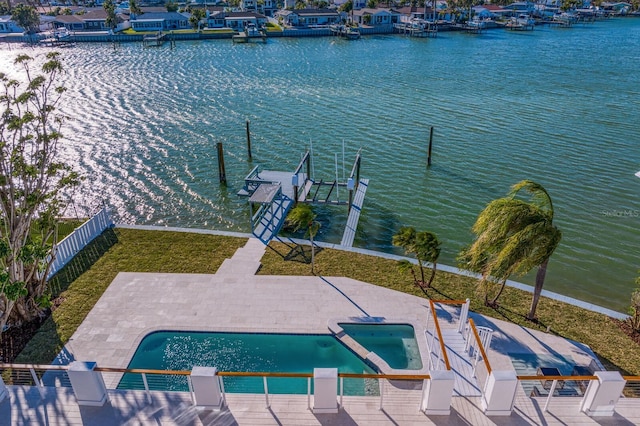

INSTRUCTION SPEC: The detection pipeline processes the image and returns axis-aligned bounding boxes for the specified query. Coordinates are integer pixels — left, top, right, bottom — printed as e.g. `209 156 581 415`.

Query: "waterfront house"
276 8 341 27
0 16 25 33
130 11 190 31
472 4 508 19
396 6 436 23
241 0 258 12
239 0 278 17
352 0 367 9
52 8 128 32
223 11 268 30
601 2 632 14
503 1 535 15
53 15 86 32
206 10 226 28
82 9 110 31
351 8 401 26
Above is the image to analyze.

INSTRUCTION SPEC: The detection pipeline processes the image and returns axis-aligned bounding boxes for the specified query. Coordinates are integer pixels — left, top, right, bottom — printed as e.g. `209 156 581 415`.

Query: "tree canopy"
11 4 40 33
103 0 118 30
0 2 10 15
0 53 80 336
286 204 320 274
166 0 179 12
459 180 561 319
393 226 441 293
189 8 206 30
130 0 143 16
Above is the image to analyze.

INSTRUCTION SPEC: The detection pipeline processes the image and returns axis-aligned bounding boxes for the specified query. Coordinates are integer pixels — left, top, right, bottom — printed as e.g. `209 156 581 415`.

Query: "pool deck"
2 237 639 425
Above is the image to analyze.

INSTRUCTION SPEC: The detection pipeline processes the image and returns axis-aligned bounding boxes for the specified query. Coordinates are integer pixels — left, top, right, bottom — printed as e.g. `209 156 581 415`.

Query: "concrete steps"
216 238 266 276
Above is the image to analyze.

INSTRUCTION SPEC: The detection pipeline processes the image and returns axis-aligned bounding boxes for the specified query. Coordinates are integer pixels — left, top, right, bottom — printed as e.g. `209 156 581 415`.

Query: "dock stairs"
216 238 266 276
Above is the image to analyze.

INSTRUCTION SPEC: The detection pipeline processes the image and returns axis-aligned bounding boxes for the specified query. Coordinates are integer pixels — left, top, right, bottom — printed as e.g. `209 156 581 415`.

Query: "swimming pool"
338 323 423 370
118 331 378 395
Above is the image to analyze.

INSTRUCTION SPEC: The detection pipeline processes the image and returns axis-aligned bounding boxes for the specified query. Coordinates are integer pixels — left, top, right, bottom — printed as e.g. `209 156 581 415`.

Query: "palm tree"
286 204 321 274
458 180 561 320
630 274 640 332
393 227 441 292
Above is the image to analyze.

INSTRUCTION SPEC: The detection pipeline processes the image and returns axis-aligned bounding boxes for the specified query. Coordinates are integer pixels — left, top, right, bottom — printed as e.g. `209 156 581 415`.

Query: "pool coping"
327 317 430 377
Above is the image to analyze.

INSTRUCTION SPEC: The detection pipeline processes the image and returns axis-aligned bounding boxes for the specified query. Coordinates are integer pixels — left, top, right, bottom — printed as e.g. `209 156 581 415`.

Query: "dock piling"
427 126 434 166
246 120 252 160
216 142 227 184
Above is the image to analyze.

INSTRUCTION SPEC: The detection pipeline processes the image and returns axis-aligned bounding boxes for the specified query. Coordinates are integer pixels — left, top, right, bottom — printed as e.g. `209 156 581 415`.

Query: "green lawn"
16 230 640 377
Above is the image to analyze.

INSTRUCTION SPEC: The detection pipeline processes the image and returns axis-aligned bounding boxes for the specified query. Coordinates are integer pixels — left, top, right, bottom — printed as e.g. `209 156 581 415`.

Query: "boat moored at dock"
232 23 267 43
329 24 361 40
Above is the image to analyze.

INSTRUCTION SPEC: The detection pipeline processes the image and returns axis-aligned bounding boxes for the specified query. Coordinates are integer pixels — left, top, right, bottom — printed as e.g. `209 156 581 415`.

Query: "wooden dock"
394 22 438 38
340 178 369 247
143 32 166 47
239 150 368 246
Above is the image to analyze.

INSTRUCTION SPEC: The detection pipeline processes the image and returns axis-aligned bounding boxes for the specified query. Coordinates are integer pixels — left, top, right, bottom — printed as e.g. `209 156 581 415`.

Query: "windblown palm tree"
393 227 441 292
459 180 561 320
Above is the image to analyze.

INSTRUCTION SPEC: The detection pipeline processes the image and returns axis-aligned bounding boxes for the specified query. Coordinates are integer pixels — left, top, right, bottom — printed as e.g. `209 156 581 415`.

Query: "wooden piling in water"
246 120 252 160
216 142 226 184
427 126 434 166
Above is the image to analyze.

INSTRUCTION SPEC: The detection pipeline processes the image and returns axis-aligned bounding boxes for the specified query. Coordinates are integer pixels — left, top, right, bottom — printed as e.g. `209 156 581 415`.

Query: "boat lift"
239 150 368 246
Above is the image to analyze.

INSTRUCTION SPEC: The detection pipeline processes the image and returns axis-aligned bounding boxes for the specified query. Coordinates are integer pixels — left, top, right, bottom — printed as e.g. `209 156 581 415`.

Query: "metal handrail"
468 319 492 375
429 299 451 370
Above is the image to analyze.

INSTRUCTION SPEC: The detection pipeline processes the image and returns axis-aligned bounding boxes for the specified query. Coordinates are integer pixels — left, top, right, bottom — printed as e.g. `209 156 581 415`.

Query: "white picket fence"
47 208 114 280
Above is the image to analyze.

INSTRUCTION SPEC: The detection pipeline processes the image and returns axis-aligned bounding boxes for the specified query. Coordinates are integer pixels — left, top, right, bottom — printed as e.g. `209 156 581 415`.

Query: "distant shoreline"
2 16 638 45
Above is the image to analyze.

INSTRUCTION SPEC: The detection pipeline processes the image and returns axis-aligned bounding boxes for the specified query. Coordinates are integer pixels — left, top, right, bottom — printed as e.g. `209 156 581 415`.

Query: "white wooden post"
580 371 626 416
68 361 109 406
421 370 455 415
458 298 470 333
482 370 518 416
313 368 338 414
191 367 223 410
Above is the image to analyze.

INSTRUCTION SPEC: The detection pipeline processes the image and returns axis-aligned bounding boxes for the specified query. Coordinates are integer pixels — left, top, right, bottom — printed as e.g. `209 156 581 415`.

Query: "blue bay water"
1 19 639 311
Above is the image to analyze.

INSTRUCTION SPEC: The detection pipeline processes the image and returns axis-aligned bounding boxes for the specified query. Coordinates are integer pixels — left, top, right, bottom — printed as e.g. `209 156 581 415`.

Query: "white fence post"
421 370 455 415
458 298 470 333
580 371 626 416
313 368 338 414
68 361 109 406
190 366 223 411
482 370 518 416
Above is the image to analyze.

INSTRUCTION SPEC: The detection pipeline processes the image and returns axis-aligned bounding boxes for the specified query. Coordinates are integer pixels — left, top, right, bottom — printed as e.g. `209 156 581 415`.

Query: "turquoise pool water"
118 331 377 395
339 323 422 370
